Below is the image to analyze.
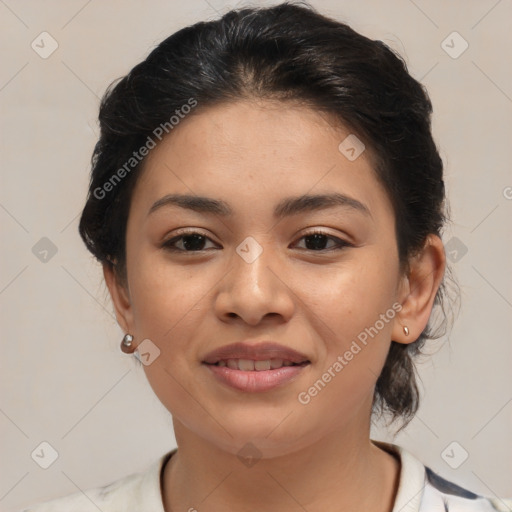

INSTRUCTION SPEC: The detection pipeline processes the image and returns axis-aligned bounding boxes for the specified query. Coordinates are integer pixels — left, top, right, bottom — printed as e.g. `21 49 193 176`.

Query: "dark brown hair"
79 1 457 430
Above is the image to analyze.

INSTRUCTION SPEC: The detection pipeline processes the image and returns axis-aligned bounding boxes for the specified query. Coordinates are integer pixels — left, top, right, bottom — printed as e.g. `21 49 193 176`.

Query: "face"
109 100 416 457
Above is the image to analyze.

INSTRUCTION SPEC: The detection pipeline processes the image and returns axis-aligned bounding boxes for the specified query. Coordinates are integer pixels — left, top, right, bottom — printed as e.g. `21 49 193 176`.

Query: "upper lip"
202 341 310 364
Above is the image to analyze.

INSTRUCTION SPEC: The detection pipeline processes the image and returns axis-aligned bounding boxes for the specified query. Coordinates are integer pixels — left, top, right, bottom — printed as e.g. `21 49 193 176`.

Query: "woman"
21 2 511 511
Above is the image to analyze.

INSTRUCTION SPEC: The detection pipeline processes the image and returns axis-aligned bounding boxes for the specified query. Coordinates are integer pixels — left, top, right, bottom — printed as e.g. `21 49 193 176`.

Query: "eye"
162 231 219 252
162 229 352 253
293 230 352 252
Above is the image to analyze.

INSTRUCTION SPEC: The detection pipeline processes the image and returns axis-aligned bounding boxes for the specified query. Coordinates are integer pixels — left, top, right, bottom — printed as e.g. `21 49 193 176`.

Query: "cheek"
297 256 398 339
127 259 210 412
295 256 398 396
126 261 210 375
129 251 204 322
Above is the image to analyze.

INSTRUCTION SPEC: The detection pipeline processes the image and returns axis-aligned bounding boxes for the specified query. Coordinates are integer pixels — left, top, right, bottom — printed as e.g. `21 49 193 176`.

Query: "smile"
211 358 306 371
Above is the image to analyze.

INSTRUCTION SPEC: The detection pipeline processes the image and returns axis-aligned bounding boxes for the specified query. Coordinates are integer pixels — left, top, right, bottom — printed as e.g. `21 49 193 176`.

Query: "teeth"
238 359 255 371
217 358 297 371
254 360 271 371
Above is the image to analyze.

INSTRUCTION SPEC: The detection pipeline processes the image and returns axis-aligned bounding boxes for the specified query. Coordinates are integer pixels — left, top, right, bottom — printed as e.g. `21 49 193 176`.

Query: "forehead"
131 100 393 222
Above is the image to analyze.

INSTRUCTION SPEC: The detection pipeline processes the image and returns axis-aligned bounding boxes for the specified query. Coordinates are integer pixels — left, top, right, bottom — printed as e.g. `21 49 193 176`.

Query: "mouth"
202 340 310 365
206 359 310 371
201 341 311 392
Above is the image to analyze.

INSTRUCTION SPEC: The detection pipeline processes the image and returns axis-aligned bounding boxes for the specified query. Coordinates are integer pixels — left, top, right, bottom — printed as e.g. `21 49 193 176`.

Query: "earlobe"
102 263 134 334
392 235 446 344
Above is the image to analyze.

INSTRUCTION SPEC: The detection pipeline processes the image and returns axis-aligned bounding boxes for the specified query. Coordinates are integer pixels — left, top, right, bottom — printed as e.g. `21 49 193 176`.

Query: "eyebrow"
148 192 372 219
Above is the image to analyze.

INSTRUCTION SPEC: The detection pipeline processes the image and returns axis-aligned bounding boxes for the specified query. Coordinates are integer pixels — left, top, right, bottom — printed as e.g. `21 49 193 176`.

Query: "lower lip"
203 363 309 392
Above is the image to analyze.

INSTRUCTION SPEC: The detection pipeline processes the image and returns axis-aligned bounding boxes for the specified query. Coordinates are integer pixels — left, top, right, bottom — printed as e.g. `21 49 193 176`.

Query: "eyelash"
162 229 352 253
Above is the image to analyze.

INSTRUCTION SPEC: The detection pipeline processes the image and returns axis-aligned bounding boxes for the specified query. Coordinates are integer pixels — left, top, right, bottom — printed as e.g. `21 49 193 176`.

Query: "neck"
162 420 400 512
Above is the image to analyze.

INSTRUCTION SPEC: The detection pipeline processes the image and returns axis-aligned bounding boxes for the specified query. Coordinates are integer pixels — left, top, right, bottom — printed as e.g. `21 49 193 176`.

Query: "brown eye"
293 231 352 251
162 231 218 252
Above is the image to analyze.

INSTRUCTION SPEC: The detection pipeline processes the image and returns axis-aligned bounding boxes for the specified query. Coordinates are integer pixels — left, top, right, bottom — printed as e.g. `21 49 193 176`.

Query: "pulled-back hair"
79 1 457 429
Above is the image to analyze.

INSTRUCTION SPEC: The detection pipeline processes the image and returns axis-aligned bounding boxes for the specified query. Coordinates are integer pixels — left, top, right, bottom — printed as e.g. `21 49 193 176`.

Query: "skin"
104 99 446 512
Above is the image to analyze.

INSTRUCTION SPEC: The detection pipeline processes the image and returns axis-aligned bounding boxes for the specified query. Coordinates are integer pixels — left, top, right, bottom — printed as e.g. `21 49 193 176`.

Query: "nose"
214 240 295 326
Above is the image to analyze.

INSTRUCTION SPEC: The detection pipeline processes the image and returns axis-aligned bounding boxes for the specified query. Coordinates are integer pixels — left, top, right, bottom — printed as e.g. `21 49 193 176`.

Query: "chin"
212 418 317 459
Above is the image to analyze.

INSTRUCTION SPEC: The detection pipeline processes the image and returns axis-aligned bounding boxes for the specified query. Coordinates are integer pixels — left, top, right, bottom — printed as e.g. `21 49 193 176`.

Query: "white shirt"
19 441 512 511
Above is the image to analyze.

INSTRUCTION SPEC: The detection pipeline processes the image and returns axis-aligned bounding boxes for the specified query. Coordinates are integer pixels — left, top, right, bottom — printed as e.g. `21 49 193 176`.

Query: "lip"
202 341 310 364
205 364 309 392
201 341 311 393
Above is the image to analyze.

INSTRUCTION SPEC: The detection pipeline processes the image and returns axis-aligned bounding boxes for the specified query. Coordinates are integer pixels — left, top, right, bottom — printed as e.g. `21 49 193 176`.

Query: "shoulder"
421 466 512 512
372 441 512 512
18 450 175 512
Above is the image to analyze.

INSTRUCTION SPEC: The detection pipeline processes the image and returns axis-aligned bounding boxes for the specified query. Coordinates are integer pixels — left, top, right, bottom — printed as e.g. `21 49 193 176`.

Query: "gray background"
1 0 511 510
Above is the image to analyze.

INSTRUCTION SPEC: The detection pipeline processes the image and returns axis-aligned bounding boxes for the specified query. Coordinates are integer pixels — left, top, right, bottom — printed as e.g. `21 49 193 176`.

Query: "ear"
103 263 135 335
391 234 446 344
